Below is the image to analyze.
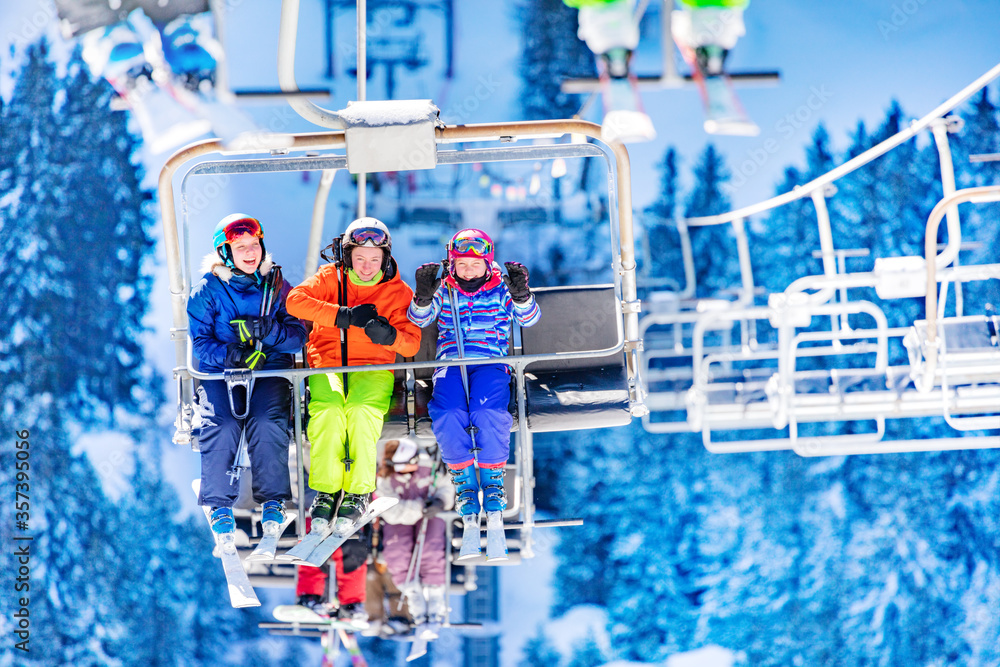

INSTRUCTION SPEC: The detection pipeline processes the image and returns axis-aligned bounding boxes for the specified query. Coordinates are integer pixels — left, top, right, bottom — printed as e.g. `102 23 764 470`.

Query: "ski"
598 50 656 144
273 604 333 624
277 520 333 562
245 511 297 562
339 628 370 667
300 497 399 567
406 636 428 662
673 39 759 136
457 513 481 561
485 511 509 562
191 481 259 608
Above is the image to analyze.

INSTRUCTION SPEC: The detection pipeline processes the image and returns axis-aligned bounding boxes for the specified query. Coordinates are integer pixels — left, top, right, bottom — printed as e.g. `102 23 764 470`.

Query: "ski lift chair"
161 102 645 579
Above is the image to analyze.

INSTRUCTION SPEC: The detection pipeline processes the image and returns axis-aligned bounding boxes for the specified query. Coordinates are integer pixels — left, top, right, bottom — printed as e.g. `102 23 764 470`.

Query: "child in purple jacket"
376 438 454 638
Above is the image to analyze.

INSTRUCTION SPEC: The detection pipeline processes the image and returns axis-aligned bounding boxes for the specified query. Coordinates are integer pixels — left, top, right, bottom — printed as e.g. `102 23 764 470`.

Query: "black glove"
335 303 379 329
422 497 445 519
413 262 442 307
364 315 398 346
503 262 531 303
242 315 275 342
224 342 254 369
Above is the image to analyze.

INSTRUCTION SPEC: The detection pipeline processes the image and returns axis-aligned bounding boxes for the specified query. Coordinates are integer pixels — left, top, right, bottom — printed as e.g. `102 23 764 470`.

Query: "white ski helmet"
341 217 392 272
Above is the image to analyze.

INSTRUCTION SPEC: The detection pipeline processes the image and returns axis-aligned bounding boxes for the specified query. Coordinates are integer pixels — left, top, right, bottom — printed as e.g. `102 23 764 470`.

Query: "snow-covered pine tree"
566 629 606 667
58 47 156 425
519 625 563 667
642 147 686 288
753 124 835 296
684 144 738 298
951 85 1000 310
0 39 259 666
516 0 595 121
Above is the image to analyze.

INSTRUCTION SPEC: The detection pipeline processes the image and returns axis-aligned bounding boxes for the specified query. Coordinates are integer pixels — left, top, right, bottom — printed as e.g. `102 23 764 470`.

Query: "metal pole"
357 0 367 217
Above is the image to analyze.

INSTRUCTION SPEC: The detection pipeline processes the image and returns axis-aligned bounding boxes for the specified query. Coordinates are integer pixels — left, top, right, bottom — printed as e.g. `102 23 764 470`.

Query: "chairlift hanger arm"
685 60 1000 228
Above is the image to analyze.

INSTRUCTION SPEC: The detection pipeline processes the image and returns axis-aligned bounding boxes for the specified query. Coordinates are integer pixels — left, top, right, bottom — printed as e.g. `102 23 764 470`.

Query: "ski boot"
210 506 235 535
333 492 371 537
337 601 369 629
448 464 482 560
261 499 285 538
695 44 728 78
297 593 333 619
209 506 236 553
160 14 218 92
422 584 447 639
400 581 427 627
309 492 337 536
481 466 508 562
601 46 632 79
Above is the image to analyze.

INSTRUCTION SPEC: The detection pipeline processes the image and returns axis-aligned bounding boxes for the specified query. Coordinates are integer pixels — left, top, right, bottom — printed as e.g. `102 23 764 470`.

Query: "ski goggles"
346 226 389 248
222 217 263 243
449 235 492 257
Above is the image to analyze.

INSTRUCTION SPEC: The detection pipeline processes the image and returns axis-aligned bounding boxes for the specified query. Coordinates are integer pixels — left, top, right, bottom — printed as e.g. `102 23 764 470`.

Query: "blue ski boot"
261 499 285 538
448 465 481 560
210 506 235 535
481 467 508 562
480 467 507 513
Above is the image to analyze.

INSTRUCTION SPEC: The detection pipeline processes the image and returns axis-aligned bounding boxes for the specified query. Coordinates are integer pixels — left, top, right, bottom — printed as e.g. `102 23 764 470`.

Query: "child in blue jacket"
407 229 539 558
187 214 307 536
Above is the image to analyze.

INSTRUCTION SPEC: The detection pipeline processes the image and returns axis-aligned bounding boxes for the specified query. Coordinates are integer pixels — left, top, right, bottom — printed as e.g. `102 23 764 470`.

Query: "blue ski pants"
197 377 292 508
428 363 512 467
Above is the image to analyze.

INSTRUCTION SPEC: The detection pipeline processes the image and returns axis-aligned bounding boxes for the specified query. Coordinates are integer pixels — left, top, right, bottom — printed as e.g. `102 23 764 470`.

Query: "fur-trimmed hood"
200 252 275 283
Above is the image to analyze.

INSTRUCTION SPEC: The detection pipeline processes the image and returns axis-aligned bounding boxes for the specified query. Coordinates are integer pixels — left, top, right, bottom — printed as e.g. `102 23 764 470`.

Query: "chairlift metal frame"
161 121 644 563
638 61 1000 455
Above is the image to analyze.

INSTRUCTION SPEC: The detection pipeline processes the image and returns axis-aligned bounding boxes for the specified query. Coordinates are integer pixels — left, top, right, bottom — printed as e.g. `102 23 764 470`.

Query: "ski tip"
704 118 760 137
601 110 657 144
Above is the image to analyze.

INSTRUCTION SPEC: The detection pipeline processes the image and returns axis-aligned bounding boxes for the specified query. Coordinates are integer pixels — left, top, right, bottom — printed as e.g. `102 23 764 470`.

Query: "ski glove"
242 315 275 343
224 342 254 369
335 303 379 329
364 315 398 346
503 262 532 303
422 496 446 519
413 262 442 307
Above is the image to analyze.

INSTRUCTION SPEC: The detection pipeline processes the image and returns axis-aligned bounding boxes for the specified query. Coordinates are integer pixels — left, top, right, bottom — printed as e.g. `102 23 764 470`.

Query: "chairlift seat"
905 316 1000 386
520 285 631 432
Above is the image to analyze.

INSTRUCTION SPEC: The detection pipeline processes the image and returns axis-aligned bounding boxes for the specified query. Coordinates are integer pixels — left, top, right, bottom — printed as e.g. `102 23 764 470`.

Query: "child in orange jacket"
286 218 421 535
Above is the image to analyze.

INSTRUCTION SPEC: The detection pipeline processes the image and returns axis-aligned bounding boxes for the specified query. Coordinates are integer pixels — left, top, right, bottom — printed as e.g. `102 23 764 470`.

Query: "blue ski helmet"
213 214 265 271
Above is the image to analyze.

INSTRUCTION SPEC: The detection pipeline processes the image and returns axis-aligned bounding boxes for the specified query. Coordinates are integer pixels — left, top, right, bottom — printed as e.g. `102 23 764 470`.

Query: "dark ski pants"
428 363 512 467
197 377 292 508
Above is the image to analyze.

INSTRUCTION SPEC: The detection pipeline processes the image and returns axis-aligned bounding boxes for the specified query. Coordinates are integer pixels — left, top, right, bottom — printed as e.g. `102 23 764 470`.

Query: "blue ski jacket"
187 253 307 373
407 263 540 360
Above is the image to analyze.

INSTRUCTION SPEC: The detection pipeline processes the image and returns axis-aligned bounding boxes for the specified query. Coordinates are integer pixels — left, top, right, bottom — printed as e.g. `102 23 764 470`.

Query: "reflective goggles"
223 217 262 242
347 227 389 247
450 235 492 256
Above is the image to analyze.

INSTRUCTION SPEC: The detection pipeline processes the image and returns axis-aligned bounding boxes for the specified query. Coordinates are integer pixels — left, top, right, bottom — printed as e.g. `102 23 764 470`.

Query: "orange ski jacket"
286 263 421 368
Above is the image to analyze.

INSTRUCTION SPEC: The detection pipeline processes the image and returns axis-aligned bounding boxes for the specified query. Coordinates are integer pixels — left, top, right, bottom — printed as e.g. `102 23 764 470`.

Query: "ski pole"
226 267 281 481
446 284 480 469
398 515 429 612
337 246 354 472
